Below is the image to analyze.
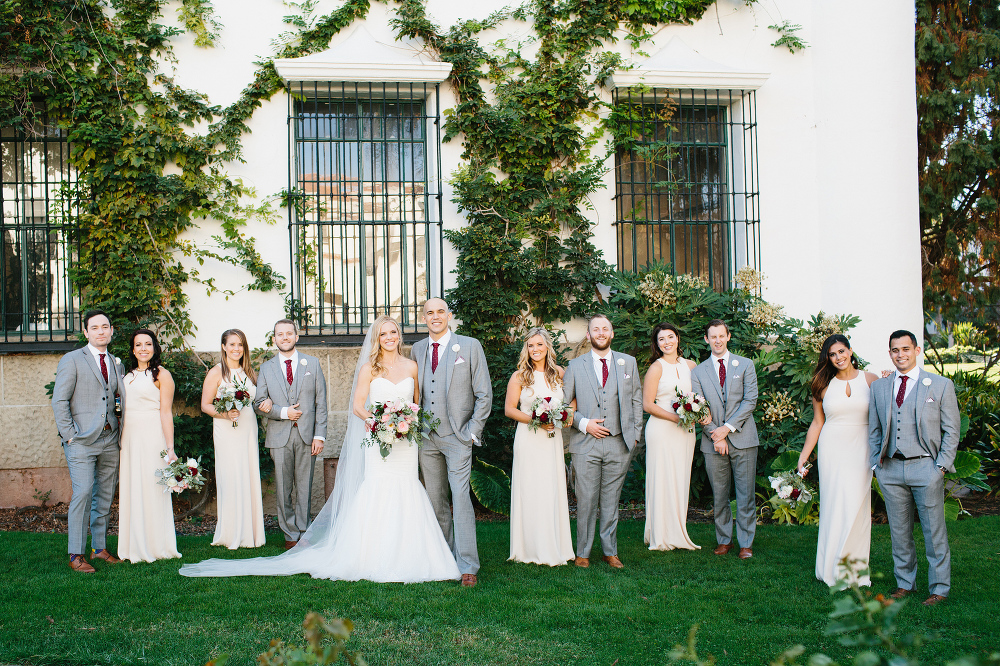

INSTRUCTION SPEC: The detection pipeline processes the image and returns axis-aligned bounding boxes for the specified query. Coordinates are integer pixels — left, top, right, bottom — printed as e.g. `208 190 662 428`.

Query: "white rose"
732 359 739 367
922 377 932 386
452 344 461 352
617 358 625 366
770 478 781 490
377 429 395 444
186 458 198 468
691 403 701 412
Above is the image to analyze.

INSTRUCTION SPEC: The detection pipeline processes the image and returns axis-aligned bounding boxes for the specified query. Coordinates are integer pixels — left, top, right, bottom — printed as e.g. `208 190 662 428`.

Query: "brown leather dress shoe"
922 594 946 606
602 555 624 569
738 548 753 559
890 588 914 600
574 556 589 568
461 573 477 588
91 549 122 563
284 540 298 551
713 543 733 555
69 555 96 573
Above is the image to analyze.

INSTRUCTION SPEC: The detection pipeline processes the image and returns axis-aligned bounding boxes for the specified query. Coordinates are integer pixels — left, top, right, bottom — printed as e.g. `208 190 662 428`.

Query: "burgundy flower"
189 467 198 475
683 403 693 412
672 402 681 411
790 488 801 500
539 413 549 423
560 410 568 421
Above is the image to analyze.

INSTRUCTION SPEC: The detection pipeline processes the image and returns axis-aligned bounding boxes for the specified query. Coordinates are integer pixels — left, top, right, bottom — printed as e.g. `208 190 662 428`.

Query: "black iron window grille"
1 123 80 345
613 87 760 290
288 81 444 336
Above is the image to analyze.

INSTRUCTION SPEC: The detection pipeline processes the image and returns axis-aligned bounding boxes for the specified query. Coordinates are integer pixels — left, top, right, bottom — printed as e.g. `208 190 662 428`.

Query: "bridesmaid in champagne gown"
200 329 266 549
799 334 878 586
504 328 575 566
642 323 700 551
118 330 181 562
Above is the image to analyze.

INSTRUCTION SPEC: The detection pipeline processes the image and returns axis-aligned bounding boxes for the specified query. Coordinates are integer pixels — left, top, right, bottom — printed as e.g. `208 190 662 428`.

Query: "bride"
179 315 461 583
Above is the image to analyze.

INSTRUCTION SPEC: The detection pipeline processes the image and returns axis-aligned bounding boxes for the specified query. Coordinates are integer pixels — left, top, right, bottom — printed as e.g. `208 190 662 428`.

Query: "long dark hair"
810 334 858 401
649 322 681 365
127 328 163 382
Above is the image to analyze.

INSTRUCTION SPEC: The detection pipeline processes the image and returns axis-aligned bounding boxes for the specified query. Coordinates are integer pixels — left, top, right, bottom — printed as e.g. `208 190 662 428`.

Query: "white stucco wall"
160 0 921 368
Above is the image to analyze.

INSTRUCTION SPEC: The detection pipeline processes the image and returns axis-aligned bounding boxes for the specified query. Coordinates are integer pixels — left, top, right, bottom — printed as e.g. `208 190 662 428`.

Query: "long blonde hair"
219 328 257 384
516 327 561 394
368 315 402 377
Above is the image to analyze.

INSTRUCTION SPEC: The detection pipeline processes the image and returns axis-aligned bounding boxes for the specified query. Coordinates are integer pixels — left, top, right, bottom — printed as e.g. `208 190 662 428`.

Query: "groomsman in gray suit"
868 330 960 607
562 314 643 569
51 310 125 572
690 319 760 559
254 319 328 549
413 298 492 587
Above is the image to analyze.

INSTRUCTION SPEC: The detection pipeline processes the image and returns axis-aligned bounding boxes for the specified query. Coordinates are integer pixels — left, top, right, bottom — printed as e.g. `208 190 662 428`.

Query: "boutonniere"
452 343 461 353
616 358 625 366
115 357 121 365
300 358 308 366
921 377 932 386
731 359 739 367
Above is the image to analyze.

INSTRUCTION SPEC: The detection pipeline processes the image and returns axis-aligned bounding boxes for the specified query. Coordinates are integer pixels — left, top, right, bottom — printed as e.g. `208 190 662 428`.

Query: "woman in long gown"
117 329 182 562
180 315 460 583
200 329 266 549
642 323 700 551
798 334 878 586
503 327 575 566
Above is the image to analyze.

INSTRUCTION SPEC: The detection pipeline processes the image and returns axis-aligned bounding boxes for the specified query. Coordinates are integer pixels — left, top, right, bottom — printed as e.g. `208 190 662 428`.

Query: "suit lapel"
289 354 305 401
723 355 738 404
914 369 929 426
273 355 291 402
582 353 601 401
412 339 426 386
442 336 458 389
702 358 723 406
883 376 895 440
83 348 106 387
613 351 629 417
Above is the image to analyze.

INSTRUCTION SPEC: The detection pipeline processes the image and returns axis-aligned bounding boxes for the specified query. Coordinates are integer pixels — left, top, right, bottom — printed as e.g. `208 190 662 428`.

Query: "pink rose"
398 421 410 434
381 413 392 423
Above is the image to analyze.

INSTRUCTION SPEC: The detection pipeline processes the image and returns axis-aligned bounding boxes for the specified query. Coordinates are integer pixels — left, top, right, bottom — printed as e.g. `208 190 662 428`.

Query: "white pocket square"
304 371 312 377
925 397 935 403
624 374 631 379
455 357 466 365
733 375 741 379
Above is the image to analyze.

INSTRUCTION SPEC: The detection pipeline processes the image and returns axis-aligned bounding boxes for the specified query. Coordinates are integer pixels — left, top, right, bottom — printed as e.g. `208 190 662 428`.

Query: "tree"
916 0 1000 370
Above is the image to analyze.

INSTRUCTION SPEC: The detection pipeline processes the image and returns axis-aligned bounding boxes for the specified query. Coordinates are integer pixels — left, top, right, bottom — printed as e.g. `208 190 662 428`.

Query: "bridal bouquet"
155 451 206 494
670 387 710 432
766 466 818 524
528 396 573 438
213 376 252 428
365 400 440 460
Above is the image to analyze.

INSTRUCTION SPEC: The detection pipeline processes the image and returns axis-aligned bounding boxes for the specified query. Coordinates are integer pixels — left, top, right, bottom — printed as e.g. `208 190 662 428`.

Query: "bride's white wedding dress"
180 376 460 583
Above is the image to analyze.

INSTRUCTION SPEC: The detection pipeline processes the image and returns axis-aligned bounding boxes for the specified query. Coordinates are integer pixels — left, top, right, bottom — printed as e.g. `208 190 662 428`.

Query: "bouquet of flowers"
670 387 710 432
213 376 252 428
365 400 441 460
528 396 573 438
766 466 818 524
155 451 206 494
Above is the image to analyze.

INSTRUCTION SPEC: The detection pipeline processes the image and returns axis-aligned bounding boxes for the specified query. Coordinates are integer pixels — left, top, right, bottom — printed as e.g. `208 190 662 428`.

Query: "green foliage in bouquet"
757 451 819 526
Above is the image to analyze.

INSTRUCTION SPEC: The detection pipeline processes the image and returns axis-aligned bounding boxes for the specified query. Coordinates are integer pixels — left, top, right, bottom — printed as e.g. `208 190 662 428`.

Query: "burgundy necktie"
432 343 440 373
895 375 908 407
718 358 726 388
601 358 608 387
285 359 293 385
99 353 108 384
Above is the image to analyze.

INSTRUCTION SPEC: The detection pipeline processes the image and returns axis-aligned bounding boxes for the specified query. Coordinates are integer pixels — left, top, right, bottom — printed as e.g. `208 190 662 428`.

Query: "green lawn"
3 518 999 665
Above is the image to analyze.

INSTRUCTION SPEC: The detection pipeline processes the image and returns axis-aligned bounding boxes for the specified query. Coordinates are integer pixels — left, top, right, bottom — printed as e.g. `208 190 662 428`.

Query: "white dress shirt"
577 348 614 433
427 330 452 366
87 343 111 382
892 366 921 403
710 351 738 433
277 349 323 441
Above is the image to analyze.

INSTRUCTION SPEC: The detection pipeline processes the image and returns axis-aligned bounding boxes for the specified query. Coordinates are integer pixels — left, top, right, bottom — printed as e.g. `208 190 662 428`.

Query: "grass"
3 518 999 665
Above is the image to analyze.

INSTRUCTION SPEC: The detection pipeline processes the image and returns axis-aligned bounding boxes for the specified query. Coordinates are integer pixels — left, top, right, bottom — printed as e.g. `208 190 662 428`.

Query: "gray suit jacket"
52 346 124 446
867 368 961 472
254 352 328 448
411 333 492 445
690 353 759 452
562 351 643 454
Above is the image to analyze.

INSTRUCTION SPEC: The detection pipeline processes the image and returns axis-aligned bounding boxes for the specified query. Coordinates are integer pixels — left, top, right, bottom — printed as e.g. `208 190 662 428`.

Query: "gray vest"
596 360 622 438
423 344 453 436
102 356 119 431
888 382 922 458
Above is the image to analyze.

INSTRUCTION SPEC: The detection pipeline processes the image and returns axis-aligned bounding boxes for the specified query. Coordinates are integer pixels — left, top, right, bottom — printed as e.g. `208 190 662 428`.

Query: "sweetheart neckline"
371 377 414 387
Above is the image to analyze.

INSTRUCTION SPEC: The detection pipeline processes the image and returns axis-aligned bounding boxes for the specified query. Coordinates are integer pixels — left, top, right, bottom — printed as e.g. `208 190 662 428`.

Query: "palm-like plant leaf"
471 459 511 516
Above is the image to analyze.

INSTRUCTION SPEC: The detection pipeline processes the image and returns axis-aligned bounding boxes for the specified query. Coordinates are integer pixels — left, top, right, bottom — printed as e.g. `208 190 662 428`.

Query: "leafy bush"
207 612 365 666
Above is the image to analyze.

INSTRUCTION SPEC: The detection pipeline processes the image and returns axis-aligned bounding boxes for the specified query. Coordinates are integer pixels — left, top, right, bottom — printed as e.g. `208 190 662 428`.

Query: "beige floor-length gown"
508 371 575 566
816 372 872 586
117 369 181 562
212 370 265 549
644 358 700 551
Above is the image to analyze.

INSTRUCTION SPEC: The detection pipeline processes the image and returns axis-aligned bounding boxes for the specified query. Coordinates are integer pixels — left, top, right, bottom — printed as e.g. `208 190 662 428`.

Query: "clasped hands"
710 424 731 456
257 399 323 454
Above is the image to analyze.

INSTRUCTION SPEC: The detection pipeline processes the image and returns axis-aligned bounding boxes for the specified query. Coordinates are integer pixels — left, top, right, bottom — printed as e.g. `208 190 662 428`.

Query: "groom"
562 314 643 569
51 309 125 572
413 298 492 587
690 319 760 559
254 319 328 549
868 330 960 606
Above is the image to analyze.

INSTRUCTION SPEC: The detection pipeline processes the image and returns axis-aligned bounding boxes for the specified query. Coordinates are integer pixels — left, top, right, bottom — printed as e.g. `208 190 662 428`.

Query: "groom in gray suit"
690 319 760 559
254 319 328 549
562 314 643 569
51 310 125 572
868 330 960 607
412 298 492 588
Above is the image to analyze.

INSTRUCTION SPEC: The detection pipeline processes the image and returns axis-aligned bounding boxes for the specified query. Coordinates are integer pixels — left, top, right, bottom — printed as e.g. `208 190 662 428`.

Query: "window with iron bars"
1 123 80 347
613 88 760 291
288 82 444 337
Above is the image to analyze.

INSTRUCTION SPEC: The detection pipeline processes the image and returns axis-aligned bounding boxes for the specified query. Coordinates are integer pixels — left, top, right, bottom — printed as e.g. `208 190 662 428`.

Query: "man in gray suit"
690 319 760 559
562 314 643 569
51 310 125 572
412 298 492 587
868 330 960 607
254 319 328 549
